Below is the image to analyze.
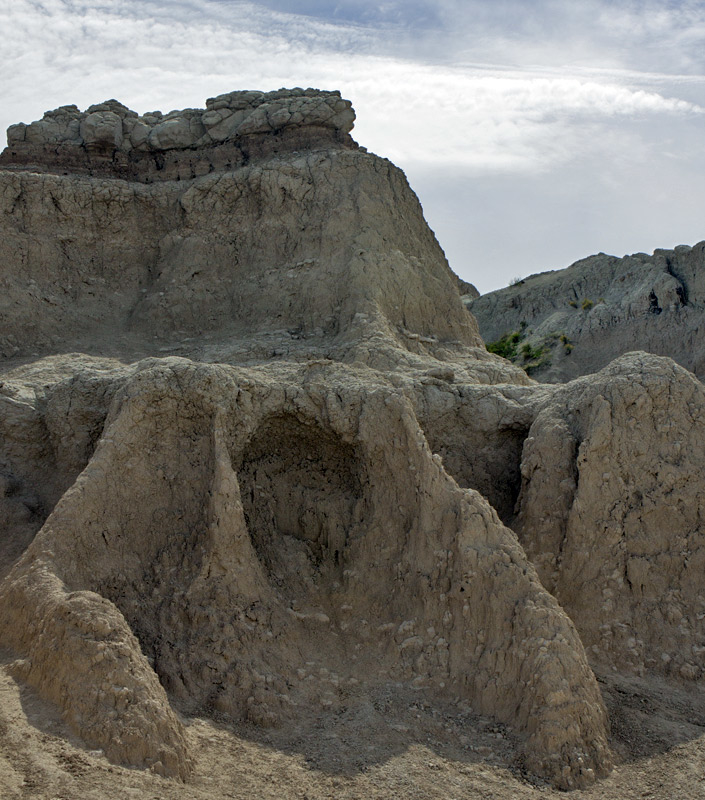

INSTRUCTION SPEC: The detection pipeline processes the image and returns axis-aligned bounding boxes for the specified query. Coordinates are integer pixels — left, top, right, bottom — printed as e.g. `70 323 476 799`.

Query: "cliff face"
467 243 705 382
1 90 705 795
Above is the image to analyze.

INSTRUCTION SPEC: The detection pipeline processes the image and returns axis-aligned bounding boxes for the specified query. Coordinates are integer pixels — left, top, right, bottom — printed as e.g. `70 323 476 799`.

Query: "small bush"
487 330 522 359
568 299 578 308
581 298 594 310
524 357 550 375
521 342 544 362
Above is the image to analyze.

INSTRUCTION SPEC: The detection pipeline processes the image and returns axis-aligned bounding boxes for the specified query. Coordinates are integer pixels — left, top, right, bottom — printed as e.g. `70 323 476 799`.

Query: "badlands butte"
0 89 704 800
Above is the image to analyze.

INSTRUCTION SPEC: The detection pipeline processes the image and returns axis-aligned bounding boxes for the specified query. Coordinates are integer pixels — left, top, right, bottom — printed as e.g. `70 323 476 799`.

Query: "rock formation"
466 244 705 382
513 353 705 682
1 90 704 794
0 89 356 181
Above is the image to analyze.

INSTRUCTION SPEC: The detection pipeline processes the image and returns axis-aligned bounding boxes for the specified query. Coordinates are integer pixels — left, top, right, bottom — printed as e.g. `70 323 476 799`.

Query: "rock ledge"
0 88 357 181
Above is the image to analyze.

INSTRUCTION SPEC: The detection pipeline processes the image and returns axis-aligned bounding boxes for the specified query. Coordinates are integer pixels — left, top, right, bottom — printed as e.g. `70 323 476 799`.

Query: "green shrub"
581 298 594 310
486 330 522 359
521 342 545 361
524 357 550 375
568 299 578 308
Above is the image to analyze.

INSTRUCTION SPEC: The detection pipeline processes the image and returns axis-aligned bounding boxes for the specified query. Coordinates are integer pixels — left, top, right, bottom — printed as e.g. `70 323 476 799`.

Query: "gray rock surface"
467 244 705 382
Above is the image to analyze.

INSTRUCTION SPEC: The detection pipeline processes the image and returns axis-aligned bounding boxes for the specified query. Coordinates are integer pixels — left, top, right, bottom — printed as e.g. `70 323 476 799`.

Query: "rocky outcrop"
0 355 612 788
0 120 501 376
466 243 705 382
513 353 705 682
0 89 357 181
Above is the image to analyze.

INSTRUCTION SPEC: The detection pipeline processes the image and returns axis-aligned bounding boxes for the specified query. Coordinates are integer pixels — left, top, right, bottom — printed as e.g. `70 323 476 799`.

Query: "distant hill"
466 242 705 382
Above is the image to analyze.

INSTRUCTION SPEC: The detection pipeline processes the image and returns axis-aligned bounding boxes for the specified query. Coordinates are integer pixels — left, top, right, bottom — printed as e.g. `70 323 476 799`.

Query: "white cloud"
2 0 700 173
1 0 704 291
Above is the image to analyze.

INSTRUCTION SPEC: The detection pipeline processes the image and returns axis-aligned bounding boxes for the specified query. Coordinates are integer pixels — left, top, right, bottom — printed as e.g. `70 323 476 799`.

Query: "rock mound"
0 356 611 788
467 243 705 382
514 352 705 681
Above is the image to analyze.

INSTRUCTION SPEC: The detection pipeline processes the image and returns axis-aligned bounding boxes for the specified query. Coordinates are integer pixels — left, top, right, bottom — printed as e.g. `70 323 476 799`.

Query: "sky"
2 1 704 293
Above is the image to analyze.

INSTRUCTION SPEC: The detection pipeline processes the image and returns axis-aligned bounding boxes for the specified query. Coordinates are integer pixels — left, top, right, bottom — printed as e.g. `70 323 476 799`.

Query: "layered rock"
0 89 357 181
0 103 502 379
467 243 705 382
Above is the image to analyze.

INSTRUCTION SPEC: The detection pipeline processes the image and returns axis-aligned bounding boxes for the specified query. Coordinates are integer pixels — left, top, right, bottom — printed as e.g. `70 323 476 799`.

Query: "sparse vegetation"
568 299 578 308
486 330 522 359
487 329 551 373
509 276 524 286
581 298 594 310
521 342 544 361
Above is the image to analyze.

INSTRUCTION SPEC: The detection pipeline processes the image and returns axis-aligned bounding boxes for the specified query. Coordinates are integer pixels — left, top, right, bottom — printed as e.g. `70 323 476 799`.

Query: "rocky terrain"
1 90 704 800
466 244 705 382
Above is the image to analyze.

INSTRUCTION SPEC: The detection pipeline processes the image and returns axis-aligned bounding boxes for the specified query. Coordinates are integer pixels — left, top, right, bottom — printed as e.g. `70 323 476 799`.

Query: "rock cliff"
1 91 704 795
466 243 705 382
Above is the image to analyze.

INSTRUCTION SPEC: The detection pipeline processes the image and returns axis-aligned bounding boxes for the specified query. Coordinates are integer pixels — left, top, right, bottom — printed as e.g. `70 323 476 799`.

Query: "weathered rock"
514 353 705 681
0 356 612 789
467 243 705 382
0 139 500 377
3 90 705 793
457 276 480 298
0 89 358 181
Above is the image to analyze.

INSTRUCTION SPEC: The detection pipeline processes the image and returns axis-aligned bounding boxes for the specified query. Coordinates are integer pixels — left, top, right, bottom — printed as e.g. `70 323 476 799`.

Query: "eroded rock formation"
0 89 357 181
1 90 704 793
513 353 705 682
467 244 705 382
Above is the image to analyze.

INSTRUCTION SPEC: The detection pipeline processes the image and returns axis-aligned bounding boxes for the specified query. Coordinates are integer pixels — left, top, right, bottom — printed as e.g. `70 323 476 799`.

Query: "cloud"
2 0 700 173
1 0 703 291
252 0 442 27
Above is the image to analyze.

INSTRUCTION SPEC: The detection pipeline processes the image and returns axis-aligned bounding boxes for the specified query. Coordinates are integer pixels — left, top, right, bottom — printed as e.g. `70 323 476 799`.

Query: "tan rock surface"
1 91 704 797
0 356 610 788
514 353 705 681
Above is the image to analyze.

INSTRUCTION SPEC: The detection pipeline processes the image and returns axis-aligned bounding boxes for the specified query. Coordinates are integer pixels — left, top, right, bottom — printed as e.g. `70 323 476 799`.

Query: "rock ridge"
467 242 705 382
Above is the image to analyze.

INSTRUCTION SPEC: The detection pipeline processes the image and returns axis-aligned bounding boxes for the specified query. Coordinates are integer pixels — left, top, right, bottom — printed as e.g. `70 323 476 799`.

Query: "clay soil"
2 648 704 800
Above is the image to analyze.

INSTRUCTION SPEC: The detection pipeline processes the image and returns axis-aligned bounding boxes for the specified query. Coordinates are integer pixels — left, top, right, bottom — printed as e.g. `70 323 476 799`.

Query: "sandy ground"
2 648 705 800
